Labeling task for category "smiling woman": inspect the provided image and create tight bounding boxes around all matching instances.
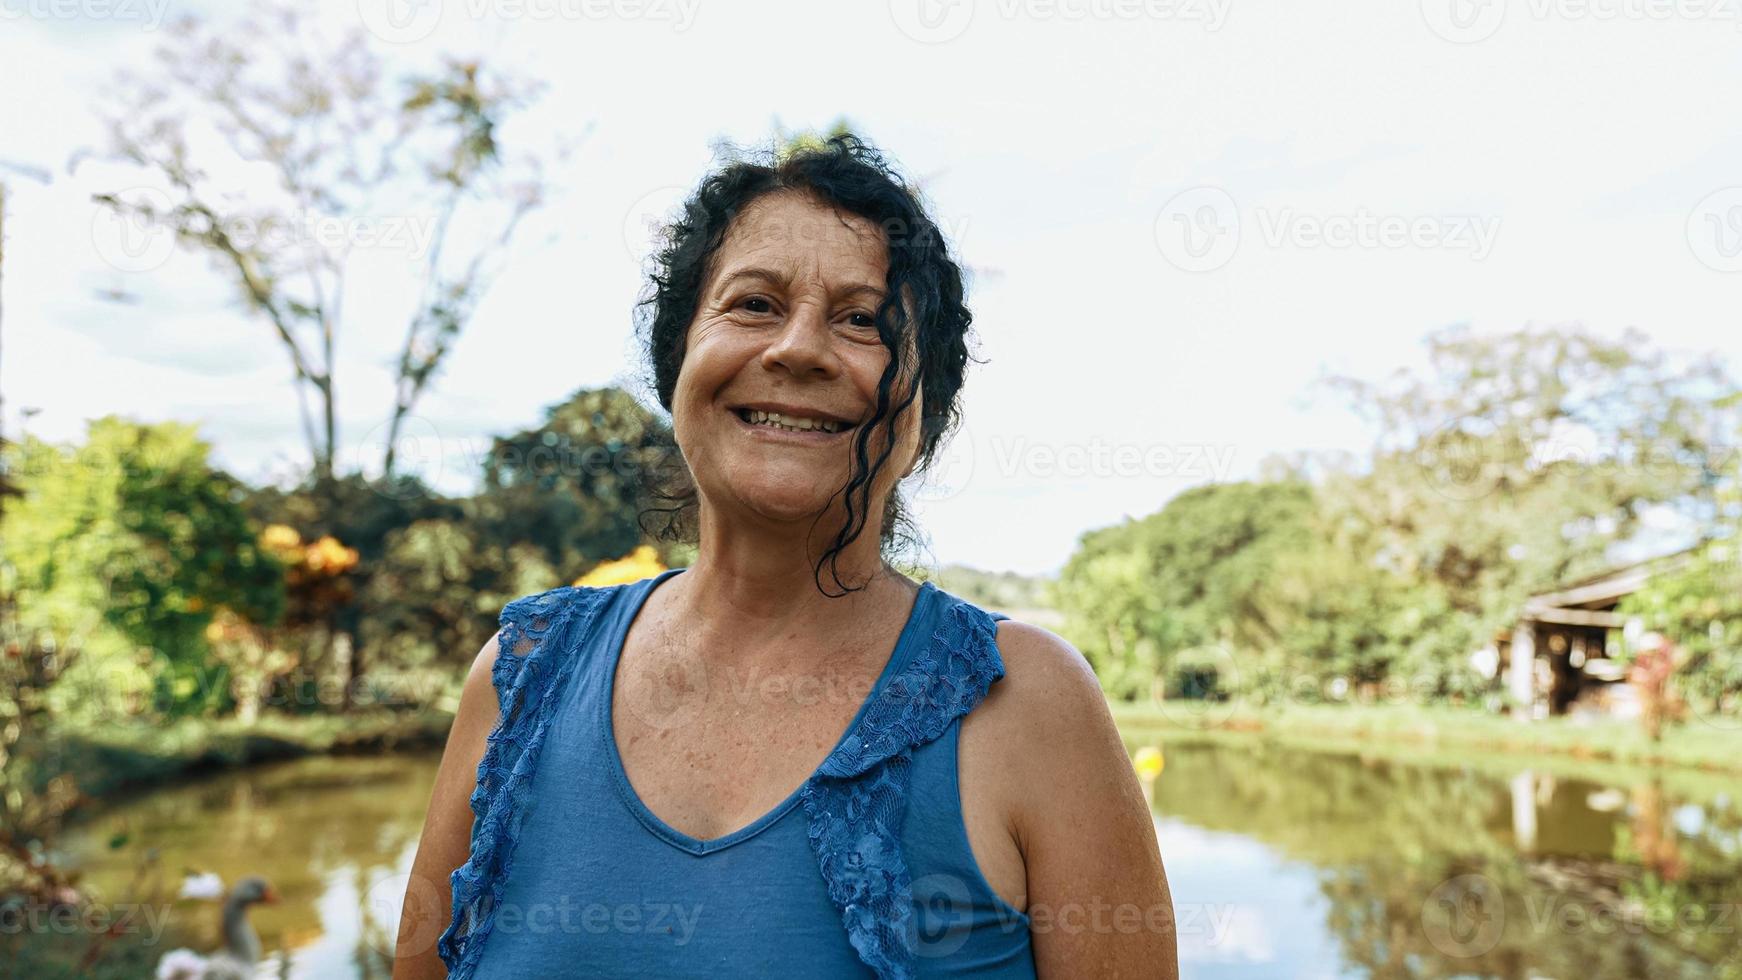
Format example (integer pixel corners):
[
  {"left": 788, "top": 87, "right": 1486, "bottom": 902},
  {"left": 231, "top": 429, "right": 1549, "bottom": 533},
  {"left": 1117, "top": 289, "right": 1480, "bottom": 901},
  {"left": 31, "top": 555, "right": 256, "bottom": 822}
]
[
  {"left": 635, "top": 139, "right": 974, "bottom": 595},
  {"left": 392, "top": 135, "right": 1178, "bottom": 980}
]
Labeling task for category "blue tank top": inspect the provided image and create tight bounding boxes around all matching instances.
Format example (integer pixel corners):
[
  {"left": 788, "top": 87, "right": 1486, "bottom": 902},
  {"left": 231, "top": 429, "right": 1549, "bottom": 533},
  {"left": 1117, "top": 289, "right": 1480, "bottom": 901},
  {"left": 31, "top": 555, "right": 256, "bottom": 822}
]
[{"left": 438, "top": 567, "right": 1037, "bottom": 979}]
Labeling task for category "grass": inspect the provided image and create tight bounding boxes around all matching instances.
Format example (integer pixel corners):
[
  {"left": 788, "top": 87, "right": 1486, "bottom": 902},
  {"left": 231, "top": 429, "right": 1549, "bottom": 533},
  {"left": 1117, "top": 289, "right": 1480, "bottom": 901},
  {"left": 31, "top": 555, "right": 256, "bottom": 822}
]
[
  {"left": 2, "top": 931, "right": 168, "bottom": 980},
  {"left": 1109, "top": 699, "right": 1742, "bottom": 774},
  {"left": 41, "top": 709, "right": 455, "bottom": 812}
]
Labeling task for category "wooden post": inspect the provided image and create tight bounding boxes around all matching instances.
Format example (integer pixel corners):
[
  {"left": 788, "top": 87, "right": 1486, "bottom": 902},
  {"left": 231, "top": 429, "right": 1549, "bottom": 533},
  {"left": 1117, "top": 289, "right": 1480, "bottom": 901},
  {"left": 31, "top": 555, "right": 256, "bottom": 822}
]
[
  {"left": 1511, "top": 618, "right": 1536, "bottom": 721},
  {"left": 1511, "top": 770, "right": 1537, "bottom": 852}
]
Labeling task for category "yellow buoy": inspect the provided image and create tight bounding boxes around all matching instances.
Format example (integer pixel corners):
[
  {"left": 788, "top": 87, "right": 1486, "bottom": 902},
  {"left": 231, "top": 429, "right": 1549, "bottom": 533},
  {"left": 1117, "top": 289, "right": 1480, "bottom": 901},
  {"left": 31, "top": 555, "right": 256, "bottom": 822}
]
[{"left": 1133, "top": 745, "right": 1165, "bottom": 781}]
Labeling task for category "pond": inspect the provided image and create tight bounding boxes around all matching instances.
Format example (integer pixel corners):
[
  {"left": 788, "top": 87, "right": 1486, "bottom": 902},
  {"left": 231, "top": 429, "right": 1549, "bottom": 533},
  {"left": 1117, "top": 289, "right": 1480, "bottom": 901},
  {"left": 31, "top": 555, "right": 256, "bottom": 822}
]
[{"left": 56, "top": 738, "right": 1742, "bottom": 978}]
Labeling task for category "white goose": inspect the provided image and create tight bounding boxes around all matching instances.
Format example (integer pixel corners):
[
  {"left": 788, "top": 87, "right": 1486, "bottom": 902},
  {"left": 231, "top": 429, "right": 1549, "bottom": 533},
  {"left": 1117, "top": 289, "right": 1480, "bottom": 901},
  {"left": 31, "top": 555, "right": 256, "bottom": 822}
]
[{"left": 155, "top": 874, "right": 279, "bottom": 980}]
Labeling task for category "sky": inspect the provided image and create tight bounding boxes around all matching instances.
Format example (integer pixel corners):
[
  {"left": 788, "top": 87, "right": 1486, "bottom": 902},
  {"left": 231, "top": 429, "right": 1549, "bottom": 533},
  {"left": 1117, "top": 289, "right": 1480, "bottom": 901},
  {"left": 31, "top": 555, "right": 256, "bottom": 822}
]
[{"left": 2, "top": 0, "right": 1740, "bottom": 575}]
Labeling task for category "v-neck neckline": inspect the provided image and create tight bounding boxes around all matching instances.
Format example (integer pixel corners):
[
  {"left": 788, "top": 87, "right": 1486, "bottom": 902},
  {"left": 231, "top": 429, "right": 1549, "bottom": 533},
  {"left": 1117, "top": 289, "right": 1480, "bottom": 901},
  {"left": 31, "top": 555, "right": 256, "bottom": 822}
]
[{"left": 598, "top": 567, "right": 939, "bottom": 856}]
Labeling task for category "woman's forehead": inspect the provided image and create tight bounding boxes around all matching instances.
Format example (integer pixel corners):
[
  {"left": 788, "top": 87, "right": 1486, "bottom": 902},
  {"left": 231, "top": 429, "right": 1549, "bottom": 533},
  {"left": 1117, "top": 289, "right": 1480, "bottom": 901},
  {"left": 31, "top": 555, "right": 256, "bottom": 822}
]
[{"left": 711, "top": 192, "right": 889, "bottom": 281}]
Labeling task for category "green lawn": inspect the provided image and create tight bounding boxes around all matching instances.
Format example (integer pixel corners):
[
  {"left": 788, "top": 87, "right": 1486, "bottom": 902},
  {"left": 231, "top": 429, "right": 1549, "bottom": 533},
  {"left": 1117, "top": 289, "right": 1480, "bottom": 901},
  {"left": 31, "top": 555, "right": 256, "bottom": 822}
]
[
  {"left": 42, "top": 709, "right": 454, "bottom": 808},
  {"left": 1110, "top": 700, "right": 1742, "bottom": 774}
]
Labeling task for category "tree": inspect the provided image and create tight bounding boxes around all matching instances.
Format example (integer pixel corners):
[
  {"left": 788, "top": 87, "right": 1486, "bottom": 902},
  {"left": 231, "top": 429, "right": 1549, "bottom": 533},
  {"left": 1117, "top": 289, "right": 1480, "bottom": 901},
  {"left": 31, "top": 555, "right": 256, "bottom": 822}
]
[
  {"left": 234, "top": 386, "right": 674, "bottom": 702},
  {"left": 1, "top": 417, "right": 283, "bottom": 722},
  {"left": 240, "top": 472, "right": 456, "bottom": 711},
  {"left": 477, "top": 386, "right": 678, "bottom": 578},
  {"left": 1054, "top": 480, "right": 1316, "bottom": 700},
  {"left": 1619, "top": 400, "right": 1742, "bottom": 723},
  {"left": 1324, "top": 325, "right": 1736, "bottom": 680},
  {"left": 773, "top": 117, "right": 858, "bottom": 160},
  {"left": 354, "top": 518, "right": 553, "bottom": 696},
  {"left": 1056, "top": 325, "right": 1741, "bottom": 707},
  {"left": 88, "top": 1, "right": 556, "bottom": 503}
]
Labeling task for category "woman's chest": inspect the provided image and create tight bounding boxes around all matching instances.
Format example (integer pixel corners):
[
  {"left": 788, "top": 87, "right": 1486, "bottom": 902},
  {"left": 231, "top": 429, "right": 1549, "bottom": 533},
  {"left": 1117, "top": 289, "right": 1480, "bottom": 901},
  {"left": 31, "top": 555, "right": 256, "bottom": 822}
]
[
  {"left": 604, "top": 609, "right": 1028, "bottom": 916},
  {"left": 610, "top": 627, "right": 892, "bottom": 843},
  {"left": 474, "top": 784, "right": 874, "bottom": 979},
  {"left": 475, "top": 702, "right": 1035, "bottom": 980}
]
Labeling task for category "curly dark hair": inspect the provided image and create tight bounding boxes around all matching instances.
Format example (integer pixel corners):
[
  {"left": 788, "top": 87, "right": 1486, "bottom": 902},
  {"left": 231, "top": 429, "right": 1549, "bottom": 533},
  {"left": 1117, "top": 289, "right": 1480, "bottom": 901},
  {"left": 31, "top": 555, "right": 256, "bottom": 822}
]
[{"left": 633, "top": 133, "right": 979, "bottom": 596}]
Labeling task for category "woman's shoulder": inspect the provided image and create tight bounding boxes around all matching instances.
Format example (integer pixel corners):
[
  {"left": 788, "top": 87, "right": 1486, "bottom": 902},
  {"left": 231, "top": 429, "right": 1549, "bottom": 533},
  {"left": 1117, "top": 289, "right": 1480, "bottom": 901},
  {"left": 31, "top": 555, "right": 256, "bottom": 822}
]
[
  {"left": 981, "top": 617, "right": 1109, "bottom": 732},
  {"left": 961, "top": 613, "right": 1127, "bottom": 809},
  {"left": 919, "top": 580, "right": 1100, "bottom": 708},
  {"left": 493, "top": 581, "right": 630, "bottom": 655},
  {"left": 481, "top": 581, "right": 633, "bottom": 706},
  {"left": 912, "top": 586, "right": 1103, "bottom": 720}
]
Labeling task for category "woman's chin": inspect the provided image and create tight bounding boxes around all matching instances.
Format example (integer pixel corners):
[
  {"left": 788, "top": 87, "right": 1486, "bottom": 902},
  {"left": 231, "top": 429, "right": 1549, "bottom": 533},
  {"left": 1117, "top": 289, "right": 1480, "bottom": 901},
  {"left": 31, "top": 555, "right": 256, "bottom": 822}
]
[{"left": 723, "top": 479, "right": 841, "bottom": 526}]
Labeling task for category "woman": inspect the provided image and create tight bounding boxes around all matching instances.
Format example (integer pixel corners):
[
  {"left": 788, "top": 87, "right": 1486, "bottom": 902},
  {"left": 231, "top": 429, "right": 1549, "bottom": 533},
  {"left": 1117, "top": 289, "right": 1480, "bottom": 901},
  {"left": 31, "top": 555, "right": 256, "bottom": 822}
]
[{"left": 394, "top": 135, "right": 1177, "bottom": 979}]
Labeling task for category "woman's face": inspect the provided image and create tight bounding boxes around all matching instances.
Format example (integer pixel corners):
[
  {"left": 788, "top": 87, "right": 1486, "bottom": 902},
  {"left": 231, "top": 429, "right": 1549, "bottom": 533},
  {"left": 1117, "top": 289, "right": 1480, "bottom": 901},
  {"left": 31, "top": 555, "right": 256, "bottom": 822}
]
[{"left": 670, "top": 190, "right": 922, "bottom": 538}]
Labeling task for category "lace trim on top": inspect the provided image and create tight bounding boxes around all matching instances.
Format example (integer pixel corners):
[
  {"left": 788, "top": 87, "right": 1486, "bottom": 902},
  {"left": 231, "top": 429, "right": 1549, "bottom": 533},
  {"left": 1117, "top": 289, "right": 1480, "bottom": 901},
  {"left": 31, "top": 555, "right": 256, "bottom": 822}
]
[
  {"left": 436, "top": 584, "right": 610, "bottom": 979},
  {"left": 800, "top": 598, "right": 1011, "bottom": 980}
]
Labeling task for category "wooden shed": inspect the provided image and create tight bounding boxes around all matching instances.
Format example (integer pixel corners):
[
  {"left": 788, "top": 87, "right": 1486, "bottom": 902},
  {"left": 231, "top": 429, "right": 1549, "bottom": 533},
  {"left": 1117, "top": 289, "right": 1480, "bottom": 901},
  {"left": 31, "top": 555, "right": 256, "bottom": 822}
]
[{"left": 1500, "top": 548, "right": 1695, "bottom": 719}]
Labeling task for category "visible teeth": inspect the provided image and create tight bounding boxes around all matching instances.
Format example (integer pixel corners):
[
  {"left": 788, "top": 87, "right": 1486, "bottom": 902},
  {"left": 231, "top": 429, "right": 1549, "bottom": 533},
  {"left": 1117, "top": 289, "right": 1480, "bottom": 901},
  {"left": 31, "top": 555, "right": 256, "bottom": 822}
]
[{"left": 744, "top": 409, "right": 842, "bottom": 433}]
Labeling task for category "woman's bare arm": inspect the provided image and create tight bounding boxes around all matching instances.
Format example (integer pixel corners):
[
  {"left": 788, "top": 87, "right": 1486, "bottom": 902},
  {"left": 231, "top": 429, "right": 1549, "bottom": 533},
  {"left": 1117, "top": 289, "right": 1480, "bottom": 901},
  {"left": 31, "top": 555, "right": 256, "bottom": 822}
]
[
  {"left": 391, "top": 633, "right": 503, "bottom": 980},
  {"left": 973, "top": 621, "right": 1180, "bottom": 980}
]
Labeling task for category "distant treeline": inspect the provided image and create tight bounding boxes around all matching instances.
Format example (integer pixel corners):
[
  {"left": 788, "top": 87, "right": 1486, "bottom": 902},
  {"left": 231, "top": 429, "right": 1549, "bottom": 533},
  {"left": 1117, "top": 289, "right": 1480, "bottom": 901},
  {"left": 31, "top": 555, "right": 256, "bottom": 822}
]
[{"left": 1050, "top": 326, "right": 1742, "bottom": 718}]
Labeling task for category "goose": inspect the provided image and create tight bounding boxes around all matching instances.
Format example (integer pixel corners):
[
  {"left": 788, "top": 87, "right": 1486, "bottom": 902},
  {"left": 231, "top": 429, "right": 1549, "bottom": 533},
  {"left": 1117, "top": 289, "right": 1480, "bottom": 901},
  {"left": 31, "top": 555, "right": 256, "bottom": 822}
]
[{"left": 155, "top": 875, "right": 279, "bottom": 980}]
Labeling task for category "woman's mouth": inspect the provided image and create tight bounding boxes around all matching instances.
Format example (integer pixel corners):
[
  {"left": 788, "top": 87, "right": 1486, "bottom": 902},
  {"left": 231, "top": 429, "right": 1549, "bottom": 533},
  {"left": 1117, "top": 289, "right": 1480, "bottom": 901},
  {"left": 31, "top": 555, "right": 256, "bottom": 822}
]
[{"left": 731, "top": 407, "right": 855, "bottom": 438}]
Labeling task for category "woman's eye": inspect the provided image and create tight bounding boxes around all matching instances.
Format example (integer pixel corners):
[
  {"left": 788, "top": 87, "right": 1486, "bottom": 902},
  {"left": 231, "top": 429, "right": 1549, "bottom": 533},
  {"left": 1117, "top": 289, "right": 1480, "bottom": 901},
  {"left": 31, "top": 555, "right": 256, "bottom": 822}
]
[
  {"left": 741, "top": 296, "right": 774, "bottom": 314},
  {"left": 847, "top": 312, "right": 877, "bottom": 329}
]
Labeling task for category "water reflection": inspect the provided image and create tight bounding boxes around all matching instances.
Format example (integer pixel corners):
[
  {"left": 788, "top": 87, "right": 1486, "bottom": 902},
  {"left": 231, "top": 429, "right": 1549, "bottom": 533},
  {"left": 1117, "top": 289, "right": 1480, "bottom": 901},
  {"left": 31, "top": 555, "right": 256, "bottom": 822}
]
[
  {"left": 58, "top": 753, "right": 439, "bottom": 979},
  {"left": 55, "top": 740, "right": 1742, "bottom": 978},
  {"left": 1154, "top": 820, "right": 1359, "bottom": 979},
  {"left": 1147, "top": 739, "right": 1742, "bottom": 979}
]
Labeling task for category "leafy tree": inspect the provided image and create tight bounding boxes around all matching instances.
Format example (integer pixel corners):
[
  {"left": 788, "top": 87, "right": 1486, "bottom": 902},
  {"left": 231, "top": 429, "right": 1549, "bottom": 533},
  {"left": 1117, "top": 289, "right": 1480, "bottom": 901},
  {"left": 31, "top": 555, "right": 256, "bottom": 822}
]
[
  {"left": 915, "top": 564, "right": 1055, "bottom": 613},
  {"left": 235, "top": 386, "right": 675, "bottom": 698},
  {"left": 355, "top": 518, "right": 555, "bottom": 695},
  {"left": 1620, "top": 402, "right": 1742, "bottom": 721},
  {"left": 773, "top": 117, "right": 857, "bottom": 160},
  {"left": 1, "top": 418, "right": 283, "bottom": 720},
  {"left": 241, "top": 474, "right": 457, "bottom": 710},
  {"left": 1325, "top": 324, "right": 1731, "bottom": 640},
  {"left": 1054, "top": 480, "right": 1315, "bottom": 700},
  {"left": 88, "top": 1, "right": 555, "bottom": 498},
  {"left": 1622, "top": 544, "right": 1742, "bottom": 721},
  {"left": 478, "top": 386, "right": 678, "bottom": 578},
  {"left": 576, "top": 545, "right": 668, "bottom": 587},
  {"left": 1058, "top": 326, "right": 1740, "bottom": 707}
]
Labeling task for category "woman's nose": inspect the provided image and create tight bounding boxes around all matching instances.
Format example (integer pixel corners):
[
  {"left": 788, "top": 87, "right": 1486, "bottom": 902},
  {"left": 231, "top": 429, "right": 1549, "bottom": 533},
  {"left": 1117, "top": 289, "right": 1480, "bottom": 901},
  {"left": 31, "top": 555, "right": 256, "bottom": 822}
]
[{"left": 759, "top": 301, "right": 839, "bottom": 378}]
